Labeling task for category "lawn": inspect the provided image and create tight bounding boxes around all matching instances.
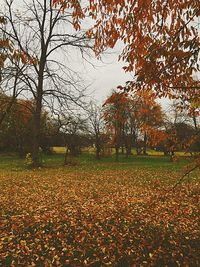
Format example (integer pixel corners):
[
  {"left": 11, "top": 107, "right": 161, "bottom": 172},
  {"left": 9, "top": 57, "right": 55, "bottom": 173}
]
[
  {"left": 0, "top": 151, "right": 199, "bottom": 266},
  {"left": 0, "top": 148, "right": 191, "bottom": 172}
]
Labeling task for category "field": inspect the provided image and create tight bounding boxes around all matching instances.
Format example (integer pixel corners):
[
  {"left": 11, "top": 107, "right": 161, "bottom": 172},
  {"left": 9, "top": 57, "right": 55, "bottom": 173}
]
[{"left": 0, "top": 150, "right": 200, "bottom": 266}]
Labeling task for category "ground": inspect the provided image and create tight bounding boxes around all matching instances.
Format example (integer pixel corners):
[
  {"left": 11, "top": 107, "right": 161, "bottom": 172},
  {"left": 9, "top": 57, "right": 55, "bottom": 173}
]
[{"left": 0, "top": 150, "right": 199, "bottom": 266}]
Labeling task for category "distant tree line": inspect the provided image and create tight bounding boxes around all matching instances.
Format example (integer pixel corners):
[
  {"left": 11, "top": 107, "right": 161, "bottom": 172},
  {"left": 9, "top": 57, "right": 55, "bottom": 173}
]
[{"left": 0, "top": 89, "right": 199, "bottom": 164}]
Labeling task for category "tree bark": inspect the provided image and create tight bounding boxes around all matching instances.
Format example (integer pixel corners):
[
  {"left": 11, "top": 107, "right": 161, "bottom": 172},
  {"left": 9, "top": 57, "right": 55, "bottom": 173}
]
[
  {"left": 31, "top": 60, "right": 44, "bottom": 167},
  {"left": 95, "top": 135, "right": 100, "bottom": 159},
  {"left": 121, "top": 144, "right": 124, "bottom": 155},
  {"left": 31, "top": 98, "right": 42, "bottom": 167},
  {"left": 143, "top": 131, "right": 148, "bottom": 155},
  {"left": 115, "top": 146, "right": 119, "bottom": 161}
]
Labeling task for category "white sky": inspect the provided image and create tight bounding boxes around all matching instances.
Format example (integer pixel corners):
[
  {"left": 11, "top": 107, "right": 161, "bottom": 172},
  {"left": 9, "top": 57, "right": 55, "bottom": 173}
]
[
  {"left": 83, "top": 54, "right": 133, "bottom": 103},
  {"left": 65, "top": 41, "right": 133, "bottom": 104},
  {"left": 71, "top": 47, "right": 171, "bottom": 109}
]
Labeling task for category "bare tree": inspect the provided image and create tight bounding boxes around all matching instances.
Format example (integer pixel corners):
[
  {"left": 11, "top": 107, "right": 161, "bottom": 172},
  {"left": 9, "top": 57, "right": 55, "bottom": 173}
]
[
  {"left": 54, "top": 108, "right": 88, "bottom": 165},
  {"left": 1, "top": 0, "right": 92, "bottom": 166},
  {"left": 0, "top": 16, "right": 27, "bottom": 125},
  {"left": 0, "top": 57, "right": 28, "bottom": 126},
  {"left": 86, "top": 101, "right": 105, "bottom": 160}
]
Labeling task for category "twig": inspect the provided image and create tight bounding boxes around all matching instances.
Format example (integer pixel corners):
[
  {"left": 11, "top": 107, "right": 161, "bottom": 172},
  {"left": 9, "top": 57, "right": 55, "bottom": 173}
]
[{"left": 172, "top": 162, "right": 200, "bottom": 190}]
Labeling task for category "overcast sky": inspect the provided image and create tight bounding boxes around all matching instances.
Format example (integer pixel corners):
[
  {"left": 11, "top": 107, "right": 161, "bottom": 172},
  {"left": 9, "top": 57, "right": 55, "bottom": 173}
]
[
  {"left": 67, "top": 42, "right": 133, "bottom": 104},
  {"left": 70, "top": 46, "right": 172, "bottom": 110}
]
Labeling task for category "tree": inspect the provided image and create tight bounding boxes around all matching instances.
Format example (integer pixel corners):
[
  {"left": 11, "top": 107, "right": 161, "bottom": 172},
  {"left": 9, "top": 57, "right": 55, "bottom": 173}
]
[
  {"left": 0, "top": 95, "right": 55, "bottom": 157},
  {"left": 54, "top": 111, "right": 88, "bottom": 164},
  {"left": 0, "top": 16, "right": 11, "bottom": 80},
  {"left": 103, "top": 91, "right": 129, "bottom": 161},
  {"left": 85, "top": 0, "right": 200, "bottom": 100},
  {"left": 132, "top": 90, "right": 165, "bottom": 155},
  {"left": 86, "top": 102, "right": 105, "bottom": 160},
  {"left": 1, "top": 0, "right": 92, "bottom": 167},
  {"left": 103, "top": 89, "right": 165, "bottom": 158},
  {"left": 161, "top": 102, "right": 200, "bottom": 156},
  {"left": 0, "top": 97, "right": 33, "bottom": 156},
  {"left": 0, "top": 16, "right": 27, "bottom": 126}
]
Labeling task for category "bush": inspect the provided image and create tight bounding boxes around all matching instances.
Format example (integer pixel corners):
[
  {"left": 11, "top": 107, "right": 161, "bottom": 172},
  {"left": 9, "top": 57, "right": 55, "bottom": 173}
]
[{"left": 24, "top": 153, "right": 33, "bottom": 168}]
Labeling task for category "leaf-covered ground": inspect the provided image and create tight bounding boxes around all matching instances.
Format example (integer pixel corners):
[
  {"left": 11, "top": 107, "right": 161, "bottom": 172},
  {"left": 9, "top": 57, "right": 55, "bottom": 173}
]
[{"left": 0, "top": 168, "right": 199, "bottom": 266}]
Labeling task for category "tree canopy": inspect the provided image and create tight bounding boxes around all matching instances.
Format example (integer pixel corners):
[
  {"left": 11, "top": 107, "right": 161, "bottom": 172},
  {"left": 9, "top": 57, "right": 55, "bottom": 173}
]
[{"left": 54, "top": 0, "right": 200, "bottom": 102}]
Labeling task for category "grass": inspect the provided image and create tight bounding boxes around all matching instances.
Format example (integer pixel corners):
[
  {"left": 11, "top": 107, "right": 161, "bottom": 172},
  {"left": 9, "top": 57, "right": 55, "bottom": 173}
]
[
  {"left": 0, "top": 147, "right": 192, "bottom": 173},
  {"left": 76, "top": 152, "right": 190, "bottom": 171}
]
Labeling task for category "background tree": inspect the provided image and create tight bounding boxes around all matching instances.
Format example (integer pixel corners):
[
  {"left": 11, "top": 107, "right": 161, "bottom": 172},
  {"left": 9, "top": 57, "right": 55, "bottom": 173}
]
[
  {"left": 161, "top": 102, "right": 200, "bottom": 156},
  {"left": 103, "top": 91, "right": 129, "bottom": 161},
  {"left": 0, "top": 97, "right": 56, "bottom": 157},
  {"left": 0, "top": 98, "right": 33, "bottom": 156},
  {"left": 0, "top": 16, "right": 27, "bottom": 126},
  {"left": 103, "top": 89, "right": 165, "bottom": 158},
  {"left": 86, "top": 101, "right": 105, "bottom": 160},
  {"left": 132, "top": 90, "right": 165, "bottom": 155},
  {"left": 55, "top": 111, "right": 89, "bottom": 165},
  {"left": 1, "top": 0, "right": 92, "bottom": 166}
]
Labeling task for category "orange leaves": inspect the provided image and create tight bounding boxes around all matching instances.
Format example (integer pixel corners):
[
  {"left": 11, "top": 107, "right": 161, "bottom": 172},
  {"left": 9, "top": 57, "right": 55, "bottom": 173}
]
[
  {"left": 0, "top": 39, "right": 10, "bottom": 49},
  {"left": 146, "top": 128, "right": 167, "bottom": 146},
  {"left": 52, "top": 0, "right": 57, "bottom": 5},
  {"left": 20, "top": 52, "right": 27, "bottom": 64},
  {"left": 0, "top": 38, "right": 12, "bottom": 67},
  {"left": 53, "top": 0, "right": 199, "bottom": 99},
  {"left": 0, "top": 168, "right": 199, "bottom": 266},
  {"left": 83, "top": 0, "right": 200, "bottom": 100},
  {"left": 0, "top": 96, "right": 33, "bottom": 130},
  {"left": 52, "top": 0, "right": 85, "bottom": 31},
  {"left": 104, "top": 91, "right": 128, "bottom": 106},
  {"left": 103, "top": 88, "right": 165, "bottom": 150},
  {"left": 103, "top": 91, "right": 129, "bottom": 133},
  {"left": 12, "top": 50, "right": 38, "bottom": 65},
  {"left": 16, "top": 99, "right": 33, "bottom": 124}
]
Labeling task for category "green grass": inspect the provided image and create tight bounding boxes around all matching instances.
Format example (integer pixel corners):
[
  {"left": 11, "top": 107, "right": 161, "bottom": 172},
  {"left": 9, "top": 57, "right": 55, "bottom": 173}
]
[
  {"left": 49, "top": 147, "right": 192, "bottom": 172},
  {"left": 77, "top": 152, "right": 190, "bottom": 171},
  {"left": 0, "top": 155, "right": 25, "bottom": 171},
  {"left": 0, "top": 147, "right": 193, "bottom": 173}
]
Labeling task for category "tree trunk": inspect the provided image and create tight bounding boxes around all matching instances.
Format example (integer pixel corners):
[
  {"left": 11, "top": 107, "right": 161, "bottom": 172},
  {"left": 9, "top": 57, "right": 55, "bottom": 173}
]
[
  {"left": 31, "top": 105, "right": 42, "bottom": 167},
  {"left": 115, "top": 146, "right": 119, "bottom": 161},
  {"left": 121, "top": 144, "right": 124, "bottom": 155},
  {"left": 192, "top": 111, "right": 198, "bottom": 131},
  {"left": 31, "top": 76, "right": 43, "bottom": 167},
  {"left": 31, "top": 49, "right": 45, "bottom": 167},
  {"left": 95, "top": 140, "right": 101, "bottom": 160},
  {"left": 125, "top": 135, "right": 132, "bottom": 158},
  {"left": 64, "top": 146, "right": 69, "bottom": 165},
  {"left": 126, "top": 146, "right": 131, "bottom": 158},
  {"left": 143, "top": 132, "right": 148, "bottom": 155},
  {"left": 96, "top": 147, "right": 101, "bottom": 160}
]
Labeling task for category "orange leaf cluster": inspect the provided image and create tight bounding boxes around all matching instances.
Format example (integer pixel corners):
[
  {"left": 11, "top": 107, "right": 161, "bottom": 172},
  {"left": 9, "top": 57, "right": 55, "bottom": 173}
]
[{"left": 56, "top": 0, "right": 200, "bottom": 100}]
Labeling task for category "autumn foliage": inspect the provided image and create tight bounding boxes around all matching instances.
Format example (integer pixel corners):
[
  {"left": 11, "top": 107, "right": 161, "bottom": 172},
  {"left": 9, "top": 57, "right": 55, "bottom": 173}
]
[
  {"left": 87, "top": 0, "right": 199, "bottom": 100},
  {"left": 103, "top": 90, "right": 166, "bottom": 157},
  {"left": 53, "top": 0, "right": 200, "bottom": 104},
  {"left": 0, "top": 168, "right": 199, "bottom": 266}
]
